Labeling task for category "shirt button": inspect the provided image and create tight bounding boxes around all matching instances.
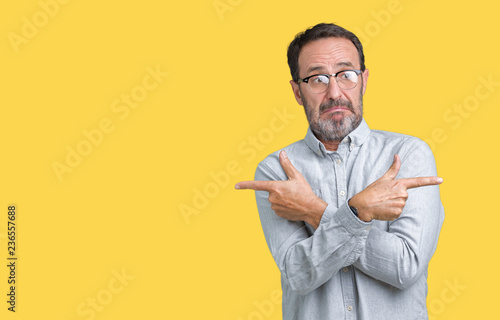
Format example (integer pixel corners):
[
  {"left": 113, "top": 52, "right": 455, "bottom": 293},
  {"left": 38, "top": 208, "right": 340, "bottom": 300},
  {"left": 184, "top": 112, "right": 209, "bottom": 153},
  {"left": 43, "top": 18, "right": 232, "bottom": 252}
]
[
  {"left": 347, "top": 305, "right": 353, "bottom": 311},
  {"left": 336, "top": 159, "right": 342, "bottom": 165},
  {"left": 343, "top": 267, "right": 349, "bottom": 272},
  {"left": 349, "top": 144, "right": 354, "bottom": 151},
  {"left": 339, "top": 191, "right": 346, "bottom": 197}
]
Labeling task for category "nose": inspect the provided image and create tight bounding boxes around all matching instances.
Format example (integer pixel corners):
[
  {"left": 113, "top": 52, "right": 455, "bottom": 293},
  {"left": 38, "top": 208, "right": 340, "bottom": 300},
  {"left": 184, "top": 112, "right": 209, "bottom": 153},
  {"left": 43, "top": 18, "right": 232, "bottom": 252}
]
[{"left": 325, "top": 77, "right": 343, "bottom": 100}]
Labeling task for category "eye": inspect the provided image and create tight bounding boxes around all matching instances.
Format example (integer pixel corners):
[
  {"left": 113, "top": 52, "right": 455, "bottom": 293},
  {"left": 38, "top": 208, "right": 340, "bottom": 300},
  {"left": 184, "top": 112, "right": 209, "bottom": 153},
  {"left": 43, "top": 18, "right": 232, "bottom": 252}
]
[
  {"left": 311, "top": 75, "right": 329, "bottom": 84},
  {"left": 339, "top": 71, "right": 356, "bottom": 81}
]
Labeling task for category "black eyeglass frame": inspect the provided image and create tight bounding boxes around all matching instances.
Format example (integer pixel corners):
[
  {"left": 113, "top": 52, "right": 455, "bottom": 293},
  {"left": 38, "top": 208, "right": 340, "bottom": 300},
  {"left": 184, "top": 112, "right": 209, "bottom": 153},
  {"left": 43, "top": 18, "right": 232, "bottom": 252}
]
[{"left": 296, "top": 69, "right": 363, "bottom": 91}]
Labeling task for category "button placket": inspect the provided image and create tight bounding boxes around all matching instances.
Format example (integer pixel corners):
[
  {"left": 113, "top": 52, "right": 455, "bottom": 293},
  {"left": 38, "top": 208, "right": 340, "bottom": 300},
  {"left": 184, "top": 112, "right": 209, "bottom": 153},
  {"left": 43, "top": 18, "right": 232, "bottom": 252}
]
[
  {"left": 334, "top": 147, "right": 355, "bottom": 320},
  {"left": 334, "top": 154, "right": 347, "bottom": 205}
]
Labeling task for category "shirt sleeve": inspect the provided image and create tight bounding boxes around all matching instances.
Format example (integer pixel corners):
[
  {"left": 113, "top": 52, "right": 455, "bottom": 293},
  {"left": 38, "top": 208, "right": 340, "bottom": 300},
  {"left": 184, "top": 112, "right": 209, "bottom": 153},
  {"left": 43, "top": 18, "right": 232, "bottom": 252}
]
[
  {"left": 352, "top": 140, "right": 445, "bottom": 290},
  {"left": 255, "top": 160, "right": 372, "bottom": 295}
]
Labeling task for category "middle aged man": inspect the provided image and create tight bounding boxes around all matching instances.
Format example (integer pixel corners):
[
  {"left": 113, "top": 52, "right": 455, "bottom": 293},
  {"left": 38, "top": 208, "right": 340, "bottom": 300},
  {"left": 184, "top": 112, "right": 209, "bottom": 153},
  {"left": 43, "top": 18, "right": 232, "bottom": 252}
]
[{"left": 235, "top": 23, "right": 444, "bottom": 320}]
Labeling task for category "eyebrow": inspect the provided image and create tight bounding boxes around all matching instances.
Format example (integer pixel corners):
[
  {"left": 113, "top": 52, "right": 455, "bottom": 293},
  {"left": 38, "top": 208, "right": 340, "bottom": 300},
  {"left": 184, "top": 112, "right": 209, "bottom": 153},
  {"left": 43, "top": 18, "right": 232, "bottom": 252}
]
[{"left": 306, "top": 61, "right": 355, "bottom": 75}]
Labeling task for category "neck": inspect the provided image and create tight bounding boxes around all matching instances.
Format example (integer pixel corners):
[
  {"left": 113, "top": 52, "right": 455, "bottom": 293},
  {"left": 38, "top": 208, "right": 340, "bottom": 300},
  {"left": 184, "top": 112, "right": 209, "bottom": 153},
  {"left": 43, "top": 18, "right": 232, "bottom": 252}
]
[{"left": 321, "top": 140, "right": 340, "bottom": 151}]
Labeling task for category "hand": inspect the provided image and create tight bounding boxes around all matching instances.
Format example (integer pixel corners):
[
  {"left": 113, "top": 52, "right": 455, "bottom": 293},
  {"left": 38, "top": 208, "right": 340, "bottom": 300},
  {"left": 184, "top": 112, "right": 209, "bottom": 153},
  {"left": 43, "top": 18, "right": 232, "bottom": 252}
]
[
  {"left": 235, "top": 150, "right": 327, "bottom": 229},
  {"left": 349, "top": 154, "right": 443, "bottom": 222}
]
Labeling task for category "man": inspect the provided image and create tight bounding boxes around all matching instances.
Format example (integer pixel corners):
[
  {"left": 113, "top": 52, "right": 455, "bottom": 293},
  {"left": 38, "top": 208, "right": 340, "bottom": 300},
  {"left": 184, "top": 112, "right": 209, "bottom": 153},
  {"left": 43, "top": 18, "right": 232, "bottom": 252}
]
[{"left": 235, "top": 23, "right": 444, "bottom": 320}]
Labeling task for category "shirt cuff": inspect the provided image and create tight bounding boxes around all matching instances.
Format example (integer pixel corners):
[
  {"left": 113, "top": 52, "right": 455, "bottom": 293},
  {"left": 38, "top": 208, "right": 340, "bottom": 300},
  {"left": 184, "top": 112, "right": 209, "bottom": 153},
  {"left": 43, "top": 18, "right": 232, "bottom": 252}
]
[{"left": 320, "top": 202, "right": 372, "bottom": 236}]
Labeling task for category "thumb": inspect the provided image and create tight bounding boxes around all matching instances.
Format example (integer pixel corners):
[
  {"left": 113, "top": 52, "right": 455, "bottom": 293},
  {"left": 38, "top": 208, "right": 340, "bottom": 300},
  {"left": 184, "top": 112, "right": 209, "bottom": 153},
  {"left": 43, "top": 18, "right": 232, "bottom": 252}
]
[
  {"left": 279, "top": 150, "right": 300, "bottom": 180},
  {"left": 382, "top": 154, "right": 401, "bottom": 180}
]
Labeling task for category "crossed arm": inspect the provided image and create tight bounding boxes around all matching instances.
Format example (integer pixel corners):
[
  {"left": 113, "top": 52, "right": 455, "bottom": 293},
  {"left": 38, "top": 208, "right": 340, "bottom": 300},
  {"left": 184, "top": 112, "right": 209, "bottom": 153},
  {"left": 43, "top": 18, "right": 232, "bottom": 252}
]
[
  {"left": 235, "top": 150, "right": 444, "bottom": 293},
  {"left": 235, "top": 150, "right": 442, "bottom": 227}
]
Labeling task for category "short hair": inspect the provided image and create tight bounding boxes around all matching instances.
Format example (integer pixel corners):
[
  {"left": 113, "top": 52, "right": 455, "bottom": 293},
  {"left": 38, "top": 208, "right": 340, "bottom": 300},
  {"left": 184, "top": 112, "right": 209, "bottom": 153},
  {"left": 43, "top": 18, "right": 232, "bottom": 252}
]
[{"left": 287, "top": 23, "right": 366, "bottom": 82}]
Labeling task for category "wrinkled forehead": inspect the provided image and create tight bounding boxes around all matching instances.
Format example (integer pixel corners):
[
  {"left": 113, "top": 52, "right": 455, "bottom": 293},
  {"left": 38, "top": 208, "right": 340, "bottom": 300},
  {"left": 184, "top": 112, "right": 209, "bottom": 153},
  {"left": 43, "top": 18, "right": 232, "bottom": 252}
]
[{"left": 298, "top": 37, "right": 360, "bottom": 76}]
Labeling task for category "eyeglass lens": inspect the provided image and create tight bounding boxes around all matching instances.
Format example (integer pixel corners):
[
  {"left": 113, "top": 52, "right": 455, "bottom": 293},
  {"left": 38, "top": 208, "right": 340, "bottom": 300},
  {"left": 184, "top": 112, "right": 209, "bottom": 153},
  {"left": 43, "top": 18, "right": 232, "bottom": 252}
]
[{"left": 308, "top": 71, "right": 359, "bottom": 93}]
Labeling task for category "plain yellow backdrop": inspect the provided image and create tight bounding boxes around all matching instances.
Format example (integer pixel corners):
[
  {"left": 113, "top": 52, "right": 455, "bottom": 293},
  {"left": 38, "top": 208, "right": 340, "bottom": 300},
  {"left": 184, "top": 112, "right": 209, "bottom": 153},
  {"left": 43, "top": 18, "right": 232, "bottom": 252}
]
[{"left": 1, "top": 0, "right": 498, "bottom": 319}]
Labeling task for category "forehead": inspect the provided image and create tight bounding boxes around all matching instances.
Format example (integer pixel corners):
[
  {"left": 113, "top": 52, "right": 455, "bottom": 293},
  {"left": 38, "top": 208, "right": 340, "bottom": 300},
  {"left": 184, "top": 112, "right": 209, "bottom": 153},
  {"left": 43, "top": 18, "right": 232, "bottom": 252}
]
[{"left": 298, "top": 37, "right": 360, "bottom": 75}]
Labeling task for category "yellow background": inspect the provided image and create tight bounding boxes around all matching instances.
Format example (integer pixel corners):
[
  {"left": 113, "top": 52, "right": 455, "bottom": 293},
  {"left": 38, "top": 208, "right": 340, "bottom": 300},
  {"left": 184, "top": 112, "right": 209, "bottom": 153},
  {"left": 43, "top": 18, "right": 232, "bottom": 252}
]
[{"left": 0, "top": 0, "right": 498, "bottom": 319}]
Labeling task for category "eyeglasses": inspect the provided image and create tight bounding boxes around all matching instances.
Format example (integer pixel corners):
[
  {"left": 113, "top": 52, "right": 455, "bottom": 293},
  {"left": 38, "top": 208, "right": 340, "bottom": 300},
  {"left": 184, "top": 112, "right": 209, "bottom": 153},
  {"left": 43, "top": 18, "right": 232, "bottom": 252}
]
[{"left": 297, "top": 69, "right": 362, "bottom": 93}]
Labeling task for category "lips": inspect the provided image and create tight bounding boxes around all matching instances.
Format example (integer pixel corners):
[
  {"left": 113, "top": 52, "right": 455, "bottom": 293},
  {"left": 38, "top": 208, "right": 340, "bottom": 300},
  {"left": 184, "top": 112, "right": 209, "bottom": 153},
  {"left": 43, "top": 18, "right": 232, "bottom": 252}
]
[
  {"left": 323, "top": 107, "right": 350, "bottom": 114},
  {"left": 319, "top": 99, "right": 353, "bottom": 115}
]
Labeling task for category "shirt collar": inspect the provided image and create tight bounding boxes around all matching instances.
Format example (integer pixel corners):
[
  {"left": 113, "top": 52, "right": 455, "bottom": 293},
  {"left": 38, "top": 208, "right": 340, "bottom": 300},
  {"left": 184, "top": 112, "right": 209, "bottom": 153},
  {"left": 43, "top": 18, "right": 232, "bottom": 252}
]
[{"left": 304, "top": 118, "right": 371, "bottom": 157}]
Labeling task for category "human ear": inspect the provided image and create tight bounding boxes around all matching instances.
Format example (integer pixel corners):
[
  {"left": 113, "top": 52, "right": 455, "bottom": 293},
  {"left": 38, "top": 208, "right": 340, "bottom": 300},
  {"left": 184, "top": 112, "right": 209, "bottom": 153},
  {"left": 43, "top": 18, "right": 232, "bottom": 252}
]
[
  {"left": 290, "top": 80, "right": 303, "bottom": 105},
  {"left": 361, "top": 69, "right": 369, "bottom": 95}
]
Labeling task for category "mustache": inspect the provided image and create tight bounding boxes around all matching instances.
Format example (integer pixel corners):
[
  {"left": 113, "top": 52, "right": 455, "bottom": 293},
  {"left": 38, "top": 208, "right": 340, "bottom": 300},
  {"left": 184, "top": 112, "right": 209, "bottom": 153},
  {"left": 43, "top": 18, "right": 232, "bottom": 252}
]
[{"left": 319, "top": 99, "right": 353, "bottom": 113}]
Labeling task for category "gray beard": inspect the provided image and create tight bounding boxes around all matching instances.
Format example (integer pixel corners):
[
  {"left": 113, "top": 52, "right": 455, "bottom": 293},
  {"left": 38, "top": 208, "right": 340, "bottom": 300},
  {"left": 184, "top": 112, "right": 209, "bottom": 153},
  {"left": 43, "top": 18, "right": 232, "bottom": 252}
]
[{"left": 303, "top": 92, "right": 363, "bottom": 142}]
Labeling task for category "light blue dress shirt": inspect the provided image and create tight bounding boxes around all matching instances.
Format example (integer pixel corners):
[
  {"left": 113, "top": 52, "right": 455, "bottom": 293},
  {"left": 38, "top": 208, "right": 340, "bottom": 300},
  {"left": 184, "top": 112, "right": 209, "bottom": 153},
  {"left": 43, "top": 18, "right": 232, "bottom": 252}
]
[{"left": 254, "top": 119, "right": 444, "bottom": 320}]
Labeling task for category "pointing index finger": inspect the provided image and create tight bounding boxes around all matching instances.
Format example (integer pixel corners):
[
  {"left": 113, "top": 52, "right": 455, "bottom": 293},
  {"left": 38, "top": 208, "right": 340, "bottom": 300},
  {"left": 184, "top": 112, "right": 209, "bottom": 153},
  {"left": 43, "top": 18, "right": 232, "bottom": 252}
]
[
  {"left": 399, "top": 176, "right": 444, "bottom": 189},
  {"left": 235, "top": 180, "right": 277, "bottom": 191}
]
